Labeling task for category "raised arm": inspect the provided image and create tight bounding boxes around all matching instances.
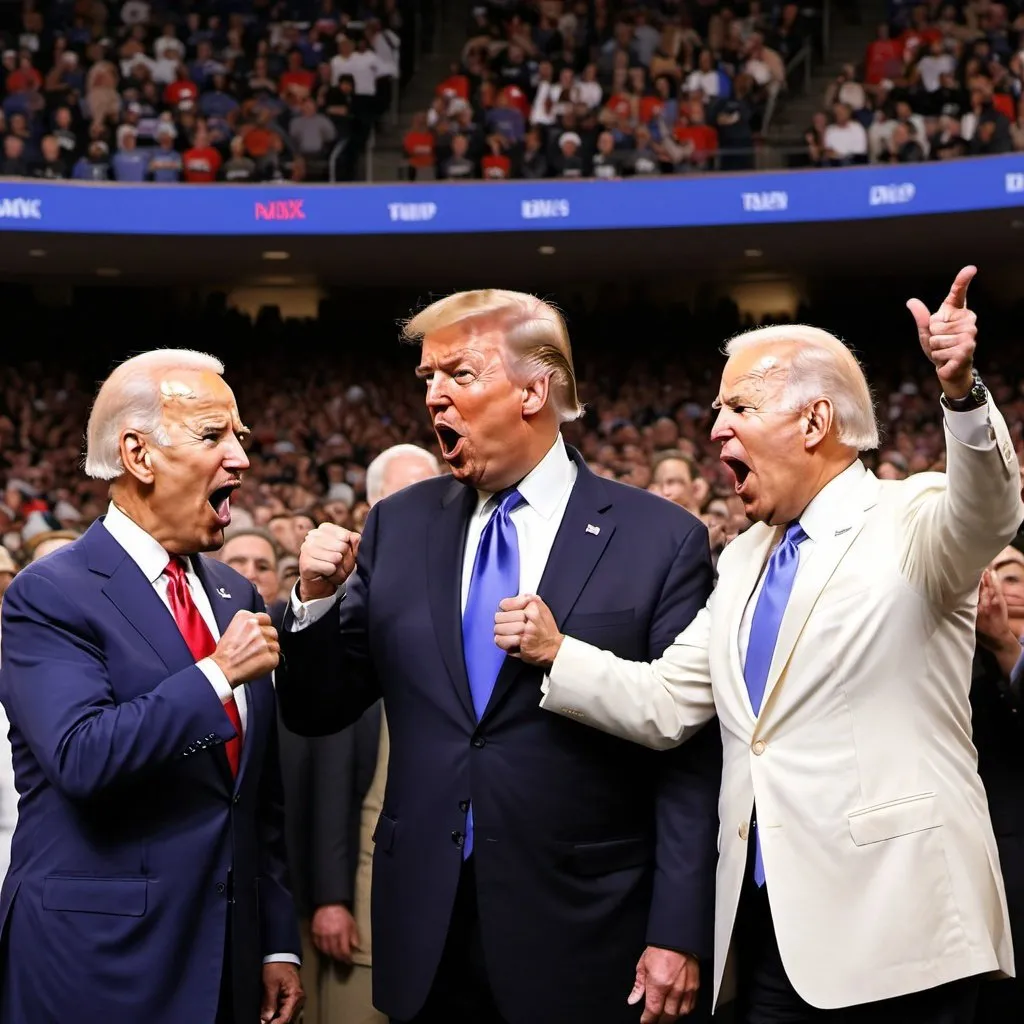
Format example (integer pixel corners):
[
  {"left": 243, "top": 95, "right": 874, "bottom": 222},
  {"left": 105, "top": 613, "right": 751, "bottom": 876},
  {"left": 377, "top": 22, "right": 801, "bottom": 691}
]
[{"left": 901, "top": 267, "right": 1023, "bottom": 600}]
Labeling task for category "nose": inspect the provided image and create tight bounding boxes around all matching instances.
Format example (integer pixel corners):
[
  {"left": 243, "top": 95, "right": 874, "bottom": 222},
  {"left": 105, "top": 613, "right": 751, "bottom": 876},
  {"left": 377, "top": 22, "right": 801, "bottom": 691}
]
[
  {"left": 225, "top": 435, "right": 250, "bottom": 472},
  {"left": 710, "top": 407, "right": 734, "bottom": 442},
  {"left": 424, "top": 376, "right": 452, "bottom": 412}
]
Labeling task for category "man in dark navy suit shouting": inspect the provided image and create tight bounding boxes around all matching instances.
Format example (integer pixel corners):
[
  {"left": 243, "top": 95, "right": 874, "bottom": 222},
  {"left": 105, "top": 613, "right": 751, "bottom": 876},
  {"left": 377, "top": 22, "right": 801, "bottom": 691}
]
[{"left": 278, "top": 290, "right": 722, "bottom": 1024}]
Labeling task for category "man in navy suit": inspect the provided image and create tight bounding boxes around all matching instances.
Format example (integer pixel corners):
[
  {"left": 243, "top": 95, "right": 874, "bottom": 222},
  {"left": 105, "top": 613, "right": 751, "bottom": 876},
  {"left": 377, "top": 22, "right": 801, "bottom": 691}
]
[
  {"left": 0, "top": 350, "right": 303, "bottom": 1024},
  {"left": 276, "top": 290, "right": 722, "bottom": 1024}
]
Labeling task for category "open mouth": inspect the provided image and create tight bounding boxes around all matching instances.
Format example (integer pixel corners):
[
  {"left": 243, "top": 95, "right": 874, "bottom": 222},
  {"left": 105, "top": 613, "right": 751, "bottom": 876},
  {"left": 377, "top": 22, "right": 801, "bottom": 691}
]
[
  {"left": 435, "top": 423, "right": 466, "bottom": 462},
  {"left": 208, "top": 483, "right": 238, "bottom": 526},
  {"left": 722, "top": 457, "right": 752, "bottom": 493}
]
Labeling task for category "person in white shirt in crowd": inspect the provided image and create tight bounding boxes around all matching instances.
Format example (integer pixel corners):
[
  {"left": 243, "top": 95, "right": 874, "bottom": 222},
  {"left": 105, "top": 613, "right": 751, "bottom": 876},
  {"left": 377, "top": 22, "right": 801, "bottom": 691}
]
[{"left": 822, "top": 102, "right": 868, "bottom": 164}]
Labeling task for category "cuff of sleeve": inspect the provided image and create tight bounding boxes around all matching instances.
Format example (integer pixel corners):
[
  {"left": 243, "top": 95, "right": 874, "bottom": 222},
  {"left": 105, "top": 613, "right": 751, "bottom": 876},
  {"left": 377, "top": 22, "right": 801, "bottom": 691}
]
[
  {"left": 288, "top": 583, "right": 344, "bottom": 632},
  {"left": 197, "top": 657, "right": 233, "bottom": 705},
  {"left": 1009, "top": 643, "right": 1024, "bottom": 688},
  {"left": 263, "top": 954, "right": 302, "bottom": 966},
  {"left": 538, "top": 637, "right": 592, "bottom": 715},
  {"left": 942, "top": 403, "right": 994, "bottom": 450}
]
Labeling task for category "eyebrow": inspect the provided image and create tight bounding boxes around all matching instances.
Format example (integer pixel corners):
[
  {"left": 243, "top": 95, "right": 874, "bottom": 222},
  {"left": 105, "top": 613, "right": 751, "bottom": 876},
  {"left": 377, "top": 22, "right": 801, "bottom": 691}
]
[
  {"left": 415, "top": 349, "right": 476, "bottom": 377},
  {"left": 994, "top": 558, "right": 1024, "bottom": 573}
]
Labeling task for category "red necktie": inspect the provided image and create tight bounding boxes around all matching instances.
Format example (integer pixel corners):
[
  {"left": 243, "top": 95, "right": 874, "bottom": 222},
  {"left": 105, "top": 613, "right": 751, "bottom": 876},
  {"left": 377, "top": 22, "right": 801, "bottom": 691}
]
[{"left": 164, "top": 557, "right": 242, "bottom": 777}]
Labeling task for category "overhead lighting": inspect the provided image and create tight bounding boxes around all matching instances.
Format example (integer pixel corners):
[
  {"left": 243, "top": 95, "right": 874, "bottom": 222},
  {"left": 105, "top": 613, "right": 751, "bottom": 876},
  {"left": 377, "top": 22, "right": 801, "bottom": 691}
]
[
  {"left": 28, "top": 248, "right": 46, "bottom": 258},
  {"left": 95, "top": 267, "right": 121, "bottom": 277},
  {"left": 262, "top": 250, "right": 291, "bottom": 261},
  {"left": 538, "top": 245, "right": 556, "bottom": 256},
  {"left": 744, "top": 248, "right": 763, "bottom": 258}
]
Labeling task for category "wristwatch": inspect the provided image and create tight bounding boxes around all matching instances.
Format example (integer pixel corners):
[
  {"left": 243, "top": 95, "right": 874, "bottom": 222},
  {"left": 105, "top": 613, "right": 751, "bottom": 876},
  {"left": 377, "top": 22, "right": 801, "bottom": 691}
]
[{"left": 940, "top": 369, "right": 988, "bottom": 412}]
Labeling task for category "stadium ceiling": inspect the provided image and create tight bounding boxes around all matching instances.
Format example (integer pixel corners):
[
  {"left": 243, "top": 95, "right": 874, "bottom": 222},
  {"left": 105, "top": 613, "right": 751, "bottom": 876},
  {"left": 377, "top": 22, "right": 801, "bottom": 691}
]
[{"left": 2, "top": 209, "right": 1022, "bottom": 289}]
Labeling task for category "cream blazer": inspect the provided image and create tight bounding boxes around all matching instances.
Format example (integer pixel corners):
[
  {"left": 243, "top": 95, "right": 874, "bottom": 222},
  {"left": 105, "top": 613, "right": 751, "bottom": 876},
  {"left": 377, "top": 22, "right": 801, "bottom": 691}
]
[{"left": 542, "top": 401, "right": 1022, "bottom": 1010}]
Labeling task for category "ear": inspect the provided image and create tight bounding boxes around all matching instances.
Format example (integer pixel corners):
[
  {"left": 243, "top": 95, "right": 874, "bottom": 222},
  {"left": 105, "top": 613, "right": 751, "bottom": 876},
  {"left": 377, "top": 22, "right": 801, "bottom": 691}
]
[
  {"left": 692, "top": 475, "right": 710, "bottom": 508},
  {"left": 120, "top": 430, "right": 155, "bottom": 485},
  {"left": 802, "top": 398, "right": 834, "bottom": 451},
  {"left": 521, "top": 374, "right": 551, "bottom": 419}
]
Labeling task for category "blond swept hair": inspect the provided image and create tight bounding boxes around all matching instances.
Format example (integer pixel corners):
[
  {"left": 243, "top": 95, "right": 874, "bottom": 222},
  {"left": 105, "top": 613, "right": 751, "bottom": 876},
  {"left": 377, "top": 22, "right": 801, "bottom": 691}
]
[
  {"left": 84, "top": 349, "right": 225, "bottom": 480},
  {"left": 725, "top": 324, "right": 879, "bottom": 451},
  {"left": 402, "top": 289, "right": 583, "bottom": 423}
]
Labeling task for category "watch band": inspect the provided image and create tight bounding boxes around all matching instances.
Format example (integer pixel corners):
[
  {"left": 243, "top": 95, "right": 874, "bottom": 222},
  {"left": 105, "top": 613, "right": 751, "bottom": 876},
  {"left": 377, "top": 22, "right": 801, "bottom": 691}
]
[{"left": 941, "top": 370, "right": 987, "bottom": 412}]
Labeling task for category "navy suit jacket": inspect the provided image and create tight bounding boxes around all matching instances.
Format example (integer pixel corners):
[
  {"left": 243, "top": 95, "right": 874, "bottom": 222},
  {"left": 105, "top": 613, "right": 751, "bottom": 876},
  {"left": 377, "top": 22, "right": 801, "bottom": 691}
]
[
  {"left": 0, "top": 521, "right": 299, "bottom": 1024},
  {"left": 278, "top": 448, "right": 722, "bottom": 1024}
]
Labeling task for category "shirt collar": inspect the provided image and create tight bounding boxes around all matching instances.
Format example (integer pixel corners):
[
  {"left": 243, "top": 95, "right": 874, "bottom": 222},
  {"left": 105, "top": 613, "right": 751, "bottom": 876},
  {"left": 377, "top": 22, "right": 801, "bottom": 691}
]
[
  {"left": 102, "top": 500, "right": 180, "bottom": 584},
  {"left": 797, "top": 459, "right": 867, "bottom": 543},
  {"left": 474, "top": 434, "right": 574, "bottom": 520}
]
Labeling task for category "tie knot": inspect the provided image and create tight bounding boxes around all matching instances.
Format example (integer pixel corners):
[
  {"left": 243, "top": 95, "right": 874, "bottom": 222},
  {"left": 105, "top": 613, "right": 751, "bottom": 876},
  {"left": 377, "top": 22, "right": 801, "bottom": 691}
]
[
  {"left": 164, "top": 556, "right": 188, "bottom": 582},
  {"left": 784, "top": 522, "right": 808, "bottom": 547},
  {"left": 495, "top": 488, "right": 525, "bottom": 518}
]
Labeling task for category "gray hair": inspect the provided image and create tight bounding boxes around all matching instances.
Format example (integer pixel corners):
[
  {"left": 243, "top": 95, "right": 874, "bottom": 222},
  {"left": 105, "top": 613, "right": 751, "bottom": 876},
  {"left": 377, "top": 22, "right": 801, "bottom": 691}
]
[
  {"left": 724, "top": 324, "right": 879, "bottom": 451},
  {"left": 366, "top": 444, "right": 440, "bottom": 505},
  {"left": 84, "top": 349, "right": 225, "bottom": 480}
]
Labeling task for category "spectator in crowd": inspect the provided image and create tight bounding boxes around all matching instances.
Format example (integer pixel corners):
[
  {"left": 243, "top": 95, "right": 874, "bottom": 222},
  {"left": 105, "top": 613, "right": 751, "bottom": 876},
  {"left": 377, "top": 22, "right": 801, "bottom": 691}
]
[
  {"left": 972, "top": 541, "right": 1024, "bottom": 1020},
  {"left": 0, "top": 546, "right": 17, "bottom": 885}
]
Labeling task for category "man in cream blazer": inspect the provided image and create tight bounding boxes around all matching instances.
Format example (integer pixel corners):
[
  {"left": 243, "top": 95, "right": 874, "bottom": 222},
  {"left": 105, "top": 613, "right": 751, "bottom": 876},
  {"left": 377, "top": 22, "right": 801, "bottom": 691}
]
[{"left": 497, "top": 267, "right": 1022, "bottom": 1023}]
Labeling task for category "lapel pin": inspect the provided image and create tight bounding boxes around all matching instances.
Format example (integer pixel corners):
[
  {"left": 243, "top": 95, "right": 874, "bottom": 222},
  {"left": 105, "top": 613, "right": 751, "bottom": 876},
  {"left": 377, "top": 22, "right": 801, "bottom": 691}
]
[
  {"left": 585, "top": 524, "right": 601, "bottom": 536},
  {"left": 217, "top": 587, "right": 232, "bottom": 599}
]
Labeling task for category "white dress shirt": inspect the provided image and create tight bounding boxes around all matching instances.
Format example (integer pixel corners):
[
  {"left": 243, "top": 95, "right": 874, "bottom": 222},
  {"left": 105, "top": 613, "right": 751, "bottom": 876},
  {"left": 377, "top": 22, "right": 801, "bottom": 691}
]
[
  {"left": 0, "top": 634, "right": 16, "bottom": 883},
  {"left": 102, "top": 502, "right": 244, "bottom": 729},
  {"left": 291, "top": 434, "right": 578, "bottom": 630},
  {"left": 102, "top": 502, "right": 298, "bottom": 966},
  {"left": 738, "top": 404, "right": 994, "bottom": 665}
]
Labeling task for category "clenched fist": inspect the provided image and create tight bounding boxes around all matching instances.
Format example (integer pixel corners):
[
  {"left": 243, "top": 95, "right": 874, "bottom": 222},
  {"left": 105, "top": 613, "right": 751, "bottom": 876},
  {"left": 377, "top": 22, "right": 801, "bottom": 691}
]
[
  {"left": 494, "top": 594, "right": 564, "bottom": 670},
  {"left": 906, "top": 265, "right": 978, "bottom": 400},
  {"left": 210, "top": 610, "right": 279, "bottom": 687},
  {"left": 298, "top": 523, "right": 361, "bottom": 602}
]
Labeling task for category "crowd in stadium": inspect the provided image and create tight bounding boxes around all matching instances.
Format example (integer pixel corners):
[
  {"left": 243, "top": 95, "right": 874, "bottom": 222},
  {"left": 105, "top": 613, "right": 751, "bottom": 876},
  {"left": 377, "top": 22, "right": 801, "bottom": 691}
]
[
  {"left": 3, "top": 292, "right": 1022, "bottom": 574},
  {"left": 0, "top": 0, "right": 404, "bottom": 183},
  {"left": 1, "top": 1, "right": 1021, "bottom": 185}
]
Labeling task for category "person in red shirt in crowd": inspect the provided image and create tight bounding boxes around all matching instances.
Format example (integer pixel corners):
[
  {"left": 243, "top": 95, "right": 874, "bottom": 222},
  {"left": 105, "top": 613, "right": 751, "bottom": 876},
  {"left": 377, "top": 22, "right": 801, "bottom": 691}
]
[
  {"left": 164, "top": 66, "right": 199, "bottom": 109},
  {"left": 604, "top": 69, "right": 635, "bottom": 123},
  {"left": 863, "top": 23, "right": 903, "bottom": 86},
  {"left": 403, "top": 112, "right": 435, "bottom": 180},
  {"left": 900, "top": 4, "right": 943, "bottom": 59},
  {"left": 279, "top": 50, "right": 316, "bottom": 100},
  {"left": 480, "top": 135, "right": 511, "bottom": 179},
  {"left": 435, "top": 62, "right": 469, "bottom": 103},
  {"left": 498, "top": 83, "right": 529, "bottom": 121},
  {"left": 674, "top": 99, "right": 718, "bottom": 169},
  {"left": 183, "top": 126, "right": 223, "bottom": 183},
  {"left": 4, "top": 54, "right": 42, "bottom": 93}
]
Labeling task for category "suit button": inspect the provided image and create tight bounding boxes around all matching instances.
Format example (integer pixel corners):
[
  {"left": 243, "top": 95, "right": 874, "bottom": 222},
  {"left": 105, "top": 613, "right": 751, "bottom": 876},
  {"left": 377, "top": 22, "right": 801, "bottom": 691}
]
[
  {"left": 471, "top": 736, "right": 486, "bottom": 749},
  {"left": 215, "top": 882, "right": 226, "bottom": 894},
  {"left": 233, "top": 795, "right": 241, "bottom": 805},
  {"left": 451, "top": 831, "right": 464, "bottom": 848},
  {"left": 738, "top": 822, "right": 749, "bottom": 840},
  {"left": 752, "top": 740, "right": 766, "bottom": 756},
  {"left": 458, "top": 800, "right": 469, "bottom": 813}
]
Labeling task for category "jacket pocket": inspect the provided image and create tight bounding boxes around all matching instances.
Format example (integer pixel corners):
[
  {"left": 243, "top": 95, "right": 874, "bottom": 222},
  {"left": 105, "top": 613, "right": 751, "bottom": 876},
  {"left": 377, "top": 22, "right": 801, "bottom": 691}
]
[
  {"left": 568, "top": 836, "right": 651, "bottom": 876},
  {"left": 372, "top": 813, "right": 397, "bottom": 854},
  {"left": 42, "top": 876, "right": 147, "bottom": 917},
  {"left": 847, "top": 792, "right": 942, "bottom": 847}
]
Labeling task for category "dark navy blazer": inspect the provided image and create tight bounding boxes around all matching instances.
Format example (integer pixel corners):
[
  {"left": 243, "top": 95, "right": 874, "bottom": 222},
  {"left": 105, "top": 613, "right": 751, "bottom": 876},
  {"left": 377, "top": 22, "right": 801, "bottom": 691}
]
[
  {"left": 0, "top": 520, "right": 299, "bottom": 1024},
  {"left": 278, "top": 448, "right": 722, "bottom": 1024}
]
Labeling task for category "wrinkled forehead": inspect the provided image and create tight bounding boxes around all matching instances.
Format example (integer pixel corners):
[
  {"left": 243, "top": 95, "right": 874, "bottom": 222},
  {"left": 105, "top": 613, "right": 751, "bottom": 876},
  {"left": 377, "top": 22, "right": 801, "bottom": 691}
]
[
  {"left": 158, "top": 369, "right": 243, "bottom": 427},
  {"left": 719, "top": 344, "right": 793, "bottom": 398},
  {"left": 418, "top": 321, "right": 507, "bottom": 366}
]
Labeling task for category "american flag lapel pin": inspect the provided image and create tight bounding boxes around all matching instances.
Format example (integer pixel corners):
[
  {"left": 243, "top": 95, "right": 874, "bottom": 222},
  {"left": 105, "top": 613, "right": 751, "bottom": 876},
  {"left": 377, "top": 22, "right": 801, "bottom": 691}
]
[
  {"left": 217, "top": 586, "right": 232, "bottom": 599},
  {"left": 585, "top": 524, "right": 601, "bottom": 536}
]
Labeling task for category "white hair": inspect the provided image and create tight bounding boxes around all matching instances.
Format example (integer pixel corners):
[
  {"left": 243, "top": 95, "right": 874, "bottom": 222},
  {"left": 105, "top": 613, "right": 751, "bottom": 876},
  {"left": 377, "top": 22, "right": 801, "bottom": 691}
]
[
  {"left": 366, "top": 444, "right": 440, "bottom": 505},
  {"left": 724, "top": 324, "right": 880, "bottom": 451},
  {"left": 84, "top": 349, "right": 225, "bottom": 481}
]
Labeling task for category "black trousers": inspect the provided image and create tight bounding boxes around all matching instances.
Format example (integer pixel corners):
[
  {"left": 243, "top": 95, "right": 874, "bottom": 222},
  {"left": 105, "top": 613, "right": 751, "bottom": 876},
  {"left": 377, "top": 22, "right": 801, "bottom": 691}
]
[
  {"left": 393, "top": 857, "right": 507, "bottom": 1024},
  {"left": 733, "top": 827, "right": 979, "bottom": 1024}
]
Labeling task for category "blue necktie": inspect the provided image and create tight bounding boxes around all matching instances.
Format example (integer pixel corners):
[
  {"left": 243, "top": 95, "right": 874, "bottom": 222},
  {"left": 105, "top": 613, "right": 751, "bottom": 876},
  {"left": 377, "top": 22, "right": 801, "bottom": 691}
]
[
  {"left": 461, "top": 487, "right": 524, "bottom": 857},
  {"left": 743, "top": 521, "right": 808, "bottom": 886}
]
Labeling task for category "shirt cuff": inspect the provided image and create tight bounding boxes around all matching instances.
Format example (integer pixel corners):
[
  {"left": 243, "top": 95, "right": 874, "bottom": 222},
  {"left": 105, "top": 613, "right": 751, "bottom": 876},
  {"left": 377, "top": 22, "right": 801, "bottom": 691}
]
[
  {"left": 197, "top": 657, "right": 233, "bottom": 705},
  {"left": 263, "top": 953, "right": 302, "bottom": 966},
  {"left": 288, "top": 582, "right": 344, "bottom": 632},
  {"left": 941, "top": 403, "right": 993, "bottom": 450}
]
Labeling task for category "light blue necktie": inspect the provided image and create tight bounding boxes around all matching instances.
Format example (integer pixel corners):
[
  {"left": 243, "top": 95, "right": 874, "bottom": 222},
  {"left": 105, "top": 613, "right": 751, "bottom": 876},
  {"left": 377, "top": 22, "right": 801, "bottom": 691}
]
[
  {"left": 743, "top": 521, "right": 808, "bottom": 886},
  {"left": 461, "top": 488, "right": 524, "bottom": 857}
]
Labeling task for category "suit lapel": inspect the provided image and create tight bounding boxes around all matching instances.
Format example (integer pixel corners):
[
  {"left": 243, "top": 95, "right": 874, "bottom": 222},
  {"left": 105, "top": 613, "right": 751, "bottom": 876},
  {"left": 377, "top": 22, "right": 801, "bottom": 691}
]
[
  {"left": 758, "top": 473, "right": 881, "bottom": 717},
  {"left": 427, "top": 480, "right": 478, "bottom": 723},
  {"left": 479, "top": 454, "right": 615, "bottom": 725},
  {"left": 88, "top": 523, "right": 194, "bottom": 672}
]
